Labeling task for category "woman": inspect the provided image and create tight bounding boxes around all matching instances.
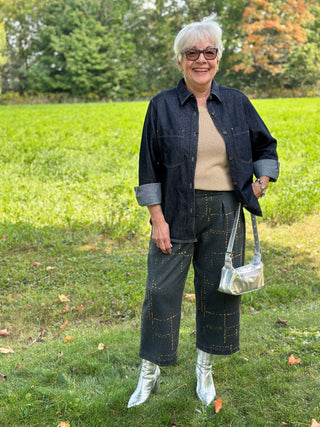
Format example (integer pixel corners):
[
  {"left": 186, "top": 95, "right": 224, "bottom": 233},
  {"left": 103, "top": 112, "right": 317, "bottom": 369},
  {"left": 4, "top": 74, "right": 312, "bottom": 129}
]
[{"left": 128, "top": 15, "right": 279, "bottom": 408}]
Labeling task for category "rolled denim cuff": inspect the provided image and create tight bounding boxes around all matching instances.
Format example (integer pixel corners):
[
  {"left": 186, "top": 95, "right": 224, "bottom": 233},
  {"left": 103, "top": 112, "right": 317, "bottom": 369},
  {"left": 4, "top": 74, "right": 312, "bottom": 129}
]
[
  {"left": 135, "top": 183, "right": 162, "bottom": 206},
  {"left": 253, "top": 159, "right": 280, "bottom": 182}
]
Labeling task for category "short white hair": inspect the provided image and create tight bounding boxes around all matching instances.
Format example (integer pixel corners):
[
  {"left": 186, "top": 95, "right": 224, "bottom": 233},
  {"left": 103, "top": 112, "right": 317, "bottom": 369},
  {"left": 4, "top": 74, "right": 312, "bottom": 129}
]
[{"left": 174, "top": 15, "right": 224, "bottom": 62}]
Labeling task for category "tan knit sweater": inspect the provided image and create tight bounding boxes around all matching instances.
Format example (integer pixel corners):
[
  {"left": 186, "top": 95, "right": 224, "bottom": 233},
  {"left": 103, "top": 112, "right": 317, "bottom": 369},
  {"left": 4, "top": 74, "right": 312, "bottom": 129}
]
[{"left": 194, "top": 104, "right": 233, "bottom": 191}]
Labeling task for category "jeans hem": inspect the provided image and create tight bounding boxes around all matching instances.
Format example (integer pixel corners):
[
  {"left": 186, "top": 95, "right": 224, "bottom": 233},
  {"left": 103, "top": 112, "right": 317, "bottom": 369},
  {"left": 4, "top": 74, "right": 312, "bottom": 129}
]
[
  {"left": 139, "top": 352, "right": 178, "bottom": 367},
  {"left": 196, "top": 343, "right": 240, "bottom": 356}
]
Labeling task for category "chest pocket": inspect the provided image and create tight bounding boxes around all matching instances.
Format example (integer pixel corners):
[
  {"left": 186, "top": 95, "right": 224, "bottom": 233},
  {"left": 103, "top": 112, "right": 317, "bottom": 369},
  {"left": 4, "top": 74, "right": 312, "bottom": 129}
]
[
  {"left": 158, "top": 130, "right": 186, "bottom": 168},
  {"left": 231, "top": 128, "right": 252, "bottom": 164}
]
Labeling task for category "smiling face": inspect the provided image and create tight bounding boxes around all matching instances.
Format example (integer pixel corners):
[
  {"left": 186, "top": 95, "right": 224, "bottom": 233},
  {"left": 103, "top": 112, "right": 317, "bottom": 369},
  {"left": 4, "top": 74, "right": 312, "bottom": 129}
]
[{"left": 177, "top": 40, "right": 220, "bottom": 96}]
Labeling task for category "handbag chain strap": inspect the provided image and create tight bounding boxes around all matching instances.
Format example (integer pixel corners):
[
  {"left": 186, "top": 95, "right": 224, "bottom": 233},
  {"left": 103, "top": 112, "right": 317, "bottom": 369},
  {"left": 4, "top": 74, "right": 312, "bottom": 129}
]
[{"left": 225, "top": 203, "right": 262, "bottom": 268}]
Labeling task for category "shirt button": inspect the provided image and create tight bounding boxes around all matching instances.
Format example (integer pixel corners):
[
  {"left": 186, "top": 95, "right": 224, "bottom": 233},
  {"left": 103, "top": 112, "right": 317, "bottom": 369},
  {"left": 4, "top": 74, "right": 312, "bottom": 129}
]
[
  {"left": 232, "top": 181, "right": 237, "bottom": 186},
  {"left": 191, "top": 156, "right": 195, "bottom": 162},
  {"left": 190, "top": 183, "right": 192, "bottom": 189},
  {"left": 223, "top": 131, "right": 227, "bottom": 135}
]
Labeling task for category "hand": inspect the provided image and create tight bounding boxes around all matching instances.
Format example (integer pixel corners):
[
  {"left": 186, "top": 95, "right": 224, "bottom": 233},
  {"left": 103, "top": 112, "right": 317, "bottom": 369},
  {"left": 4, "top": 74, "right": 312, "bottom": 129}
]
[
  {"left": 252, "top": 176, "right": 270, "bottom": 199},
  {"left": 148, "top": 204, "right": 172, "bottom": 254},
  {"left": 151, "top": 221, "right": 172, "bottom": 254}
]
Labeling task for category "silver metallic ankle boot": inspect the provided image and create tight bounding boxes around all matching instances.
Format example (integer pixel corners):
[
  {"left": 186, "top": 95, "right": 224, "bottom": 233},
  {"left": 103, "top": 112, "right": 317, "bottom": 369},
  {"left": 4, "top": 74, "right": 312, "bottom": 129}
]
[
  {"left": 196, "top": 349, "right": 216, "bottom": 406},
  {"left": 127, "top": 359, "right": 160, "bottom": 408}
]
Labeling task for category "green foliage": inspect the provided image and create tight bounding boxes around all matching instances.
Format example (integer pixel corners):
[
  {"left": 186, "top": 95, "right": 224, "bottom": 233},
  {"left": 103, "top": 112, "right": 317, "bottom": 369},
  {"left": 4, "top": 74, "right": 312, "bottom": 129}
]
[
  {"left": 0, "top": 0, "right": 319, "bottom": 98},
  {"left": 0, "top": 102, "right": 150, "bottom": 243},
  {"left": 252, "top": 98, "right": 320, "bottom": 223},
  {"left": 24, "top": 0, "right": 138, "bottom": 98},
  {"left": 0, "top": 21, "right": 7, "bottom": 94}
]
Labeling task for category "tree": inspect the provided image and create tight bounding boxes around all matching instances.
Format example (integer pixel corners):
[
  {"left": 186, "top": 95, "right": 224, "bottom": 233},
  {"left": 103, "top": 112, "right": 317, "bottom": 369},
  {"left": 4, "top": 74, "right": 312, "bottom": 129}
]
[
  {"left": 0, "top": 21, "right": 7, "bottom": 94},
  {"left": 284, "top": 2, "right": 320, "bottom": 90},
  {"left": 23, "top": 0, "right": 139, "bottom": 98},
  {"left": 233, "top": 0, "right": 316, "bottom": 90},
  {"left": 0, "top": 0, "right": 48, "bottom": 93}
]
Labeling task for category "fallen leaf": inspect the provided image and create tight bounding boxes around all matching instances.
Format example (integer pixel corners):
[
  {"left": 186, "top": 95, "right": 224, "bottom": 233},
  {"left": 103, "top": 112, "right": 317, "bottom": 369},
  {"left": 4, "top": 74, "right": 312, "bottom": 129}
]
[
  {"left": 46, "top": 266, "right": 56, "bottom": 271},
  {"left": 98, "top": 343, "right": 107, "bottom": 351},
  {"left": 0, "top": 373, "right": 7, "bottom": 381},
  {"left": 72, "top": 365, "right": 78, "bottom": 372},
  {"left": 311, "top": 419, "right": 320, "bottom": 427},
  {"left": 0, "top": 329, "right": 10, "bottom": 337},
  {"left": 15, "top": 366, "right": 22, "bottom": 370},
  {"left": 249, "top": 306, "right": 259, "bottom": 315},
  {"left": 64, "top": 336, "right": 73, "bottom": 343},
  {"left": 76, "top": 305, "right": 84, "bottom": 312},
  {"left": 172, "top": 415, "right": 177, "bottom": 426},
  {"left": 61, "top": 304, "right": 70, "bottom": 313},
  {"left": 61, "top": 320, "right": 68, "bottom": 331},
  {"left": 58, "top": 351, "right": 63, "bottom": 358},
  {"left": 1, "top": 234, "right": 7, "bottom": 241},
  {"left": 91, "top": 247, "right": 100, "bottom": 251},
  {"left": 0, "top": 346, "right": 15, "bottom": 354},
  {"left": 215, "top": 397, "right": 222, "bottom": 413},
  {"left": 288, "top": 354, "right": 302, "bottom": 365},
  {"left": 275, "top": 317, "right": 288, "bottom": 326},
  {"left": 29, "top": 329, "right": 45, "bottom": 345},
  {"left": 32, "top": 262, "right": 41, "bottom": 267},
  {"left": 113, "top": 311, "right": 125, "bottom": 319},
  {"left": 58, "top": 423, "right": 70, "bottom": 427},
  {"left": 59, "top": 294, "right": 70, "bottom": 302},
  {"left": 185, "top": 293, "right": 195, "bottom": 301}
]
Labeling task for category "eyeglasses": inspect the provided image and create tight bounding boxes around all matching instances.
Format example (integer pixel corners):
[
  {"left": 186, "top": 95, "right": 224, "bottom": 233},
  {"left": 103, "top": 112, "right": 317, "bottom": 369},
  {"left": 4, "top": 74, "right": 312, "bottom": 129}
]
[{"left": 183, "top": 47, "right": 218, "bottom": 61}]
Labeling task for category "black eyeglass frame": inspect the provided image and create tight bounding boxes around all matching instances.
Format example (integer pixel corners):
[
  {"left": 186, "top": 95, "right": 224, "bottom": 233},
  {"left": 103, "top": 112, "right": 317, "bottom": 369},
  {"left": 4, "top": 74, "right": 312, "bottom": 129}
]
[{"left": 182, "top": 47, "right": 218, "bottom": 61}]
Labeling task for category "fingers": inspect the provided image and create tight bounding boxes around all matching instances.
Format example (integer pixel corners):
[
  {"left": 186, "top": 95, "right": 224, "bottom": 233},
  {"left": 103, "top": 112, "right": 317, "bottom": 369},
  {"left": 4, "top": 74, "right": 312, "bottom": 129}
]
[
  {"left": 252, "top": 181, "right": 264, "bottom": 199},
  {"left": 158, "top": 239, "right": 172, "bottom": 254},
  {"left": 152, "top": 223, "right": 172, "bottom": 254},
  {"left": 153, "top": 235, "right": 172, "bottom": 254}
]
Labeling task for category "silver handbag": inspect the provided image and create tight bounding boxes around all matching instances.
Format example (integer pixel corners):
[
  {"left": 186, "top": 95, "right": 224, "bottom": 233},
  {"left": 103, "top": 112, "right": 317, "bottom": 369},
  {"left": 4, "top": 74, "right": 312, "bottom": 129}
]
[{"left": 218, "top": 203, "right": 264, "bottom": 295}]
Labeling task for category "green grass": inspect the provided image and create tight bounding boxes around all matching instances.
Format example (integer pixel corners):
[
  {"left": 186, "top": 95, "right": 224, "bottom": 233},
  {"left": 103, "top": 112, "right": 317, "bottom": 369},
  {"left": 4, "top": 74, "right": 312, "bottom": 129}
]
[{"left": 0, "top": 99, "right": 320, "bottom": 426}]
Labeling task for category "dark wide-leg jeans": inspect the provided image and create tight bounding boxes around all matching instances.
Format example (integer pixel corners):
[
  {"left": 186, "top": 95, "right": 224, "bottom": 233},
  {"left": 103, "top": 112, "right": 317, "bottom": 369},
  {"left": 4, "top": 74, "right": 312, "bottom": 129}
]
[{"left": 139, "top": 191, "right": 245, "bottom": 366}]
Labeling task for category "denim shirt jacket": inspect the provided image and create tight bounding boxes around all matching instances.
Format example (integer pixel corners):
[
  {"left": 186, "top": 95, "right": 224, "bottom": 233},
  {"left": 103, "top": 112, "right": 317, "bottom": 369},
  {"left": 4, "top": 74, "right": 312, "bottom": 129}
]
[{"left": 135, "top": 78, "right": 279, "bottom": 243}]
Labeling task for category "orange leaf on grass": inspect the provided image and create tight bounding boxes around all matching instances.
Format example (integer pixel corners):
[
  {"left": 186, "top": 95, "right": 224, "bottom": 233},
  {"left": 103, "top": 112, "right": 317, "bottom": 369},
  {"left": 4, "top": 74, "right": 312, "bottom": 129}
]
[
  {"left": 76, "top": 305, "right": 84, "bottom": 311},
  {"left": 58, "top": 423, "right": 70, "bottom": 427},
  {"left": 64, "top": 336, "right": 73, "bottom": 343},
  {"left": 61, "top": 320, "right": 68, "bottom": 331},
  {"left": 59, "top": 294, "right": 70, "bottom": 302},
  {"left": 185, "top": 293, "right": 195, "bottom": 301},
  {"left": 288, "top": 354, "right": 302, "bottom": 365},
  {"left": 215, "top": 397, "right": 222, "bottom": 413},
  {"left": 32, "top": 262, "right": 41, "bottom": 267}
]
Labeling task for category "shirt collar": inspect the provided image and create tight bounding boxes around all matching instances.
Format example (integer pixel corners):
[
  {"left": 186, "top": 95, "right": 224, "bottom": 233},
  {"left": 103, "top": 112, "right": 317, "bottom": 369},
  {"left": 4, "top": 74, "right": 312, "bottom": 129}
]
[{"left": 177, "top": 78, "right": 222, "bottom": 105}]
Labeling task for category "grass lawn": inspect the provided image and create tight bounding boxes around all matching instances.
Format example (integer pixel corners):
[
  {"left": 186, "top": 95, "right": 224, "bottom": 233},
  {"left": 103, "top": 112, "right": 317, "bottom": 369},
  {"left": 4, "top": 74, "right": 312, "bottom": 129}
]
[{"left": 0, "top": 99, "right": 319, "bottom": 426}]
